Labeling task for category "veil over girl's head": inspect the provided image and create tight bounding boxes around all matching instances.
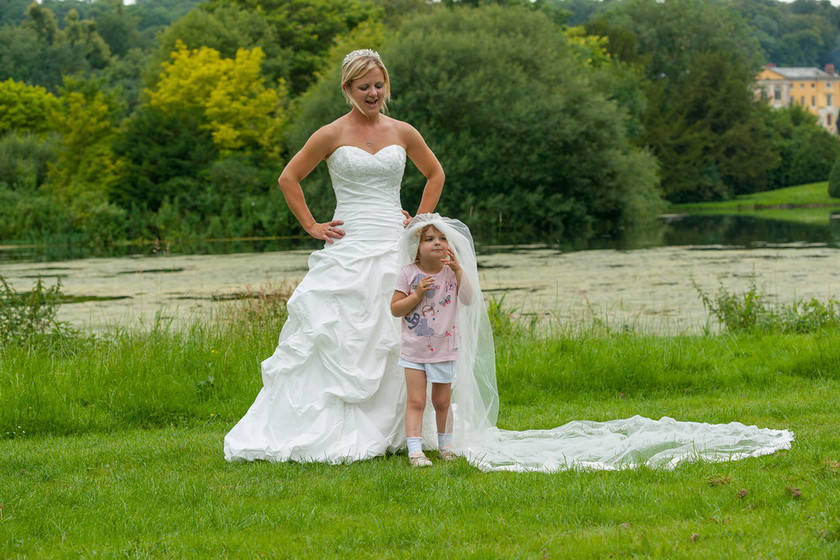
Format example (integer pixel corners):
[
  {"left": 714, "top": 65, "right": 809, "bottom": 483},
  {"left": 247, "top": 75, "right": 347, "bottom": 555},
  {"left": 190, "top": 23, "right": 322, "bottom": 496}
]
[
  {"left": 399, "top": 213, "right": 498, "bottom": 446},
  {"left": 401, "top": 213, "right": 476, "bottom": 266}
]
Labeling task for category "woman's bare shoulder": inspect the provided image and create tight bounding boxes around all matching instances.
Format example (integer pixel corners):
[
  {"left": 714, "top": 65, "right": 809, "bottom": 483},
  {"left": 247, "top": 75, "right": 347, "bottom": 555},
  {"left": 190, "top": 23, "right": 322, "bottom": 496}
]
[{"left": 386, "top": 117, "right": 423, "bottom": 144}]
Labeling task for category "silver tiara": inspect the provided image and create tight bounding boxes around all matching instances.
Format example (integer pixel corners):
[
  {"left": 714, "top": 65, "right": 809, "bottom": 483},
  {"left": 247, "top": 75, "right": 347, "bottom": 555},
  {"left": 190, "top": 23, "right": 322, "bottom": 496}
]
[{"left": 342, "top": 49, "right": 380, "bottom": 67}]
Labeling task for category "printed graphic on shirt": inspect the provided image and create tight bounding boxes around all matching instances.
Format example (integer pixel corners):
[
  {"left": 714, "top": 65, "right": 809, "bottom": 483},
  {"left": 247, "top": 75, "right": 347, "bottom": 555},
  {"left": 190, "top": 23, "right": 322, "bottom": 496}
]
[{"left": 396, "top": 264, "right": 460, "bottom": 360}]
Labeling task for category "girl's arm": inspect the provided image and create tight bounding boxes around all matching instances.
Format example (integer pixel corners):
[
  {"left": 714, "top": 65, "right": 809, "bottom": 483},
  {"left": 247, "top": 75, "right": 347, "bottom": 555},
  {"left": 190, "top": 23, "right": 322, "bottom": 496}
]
[
  {"left": 390, "top": 275, "right": 435, "bottom": 317},
  {"left": 277, "top": 127, "right": 345, "bottom": 244},
  {"left": 444, "top": 247, "right": 473, "bottom": 306},
  {"left": 390, "top": 290, "right": 420, "bottom": 317}
]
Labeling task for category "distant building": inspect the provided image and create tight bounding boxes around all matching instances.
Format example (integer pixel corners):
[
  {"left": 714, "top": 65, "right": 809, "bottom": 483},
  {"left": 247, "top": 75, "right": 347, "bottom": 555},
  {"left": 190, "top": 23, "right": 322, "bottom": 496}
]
[{"left": 754, "top": 64, "right": 840, "bottom": 134}]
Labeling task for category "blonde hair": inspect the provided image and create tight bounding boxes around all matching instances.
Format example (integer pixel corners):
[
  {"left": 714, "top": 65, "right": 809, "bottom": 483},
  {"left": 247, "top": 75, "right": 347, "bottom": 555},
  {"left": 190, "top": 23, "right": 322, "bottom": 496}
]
[{"left": 341, "top": 50, "right": 391, "bottom": 114}]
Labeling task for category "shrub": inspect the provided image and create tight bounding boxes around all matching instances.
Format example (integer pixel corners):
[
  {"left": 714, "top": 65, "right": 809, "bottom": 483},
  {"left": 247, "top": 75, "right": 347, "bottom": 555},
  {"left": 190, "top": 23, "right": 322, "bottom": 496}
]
[
  {"left": 828, "top": 156, "right": 840, "bottom": 198},
  {"left": 0, "top": 275, "right": 76, "bottom": 344},
  {"left": 695, "top": 278, "right": 840, "bottom": 334}
]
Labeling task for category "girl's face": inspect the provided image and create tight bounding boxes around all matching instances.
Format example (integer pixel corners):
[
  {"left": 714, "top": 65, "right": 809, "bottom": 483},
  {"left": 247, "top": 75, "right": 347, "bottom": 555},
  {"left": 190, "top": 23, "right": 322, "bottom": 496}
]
[
  {"left": 345, "top": 66, "right": 386, "bottom": 117},
  {"left": 417, "top": 226, "right": 448, "bottom": 261}
]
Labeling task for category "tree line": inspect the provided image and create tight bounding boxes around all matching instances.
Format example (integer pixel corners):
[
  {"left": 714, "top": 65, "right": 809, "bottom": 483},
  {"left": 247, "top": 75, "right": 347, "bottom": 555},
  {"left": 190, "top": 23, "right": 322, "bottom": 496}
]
[{"left": 1, "top": 0, "right": 840, "bottom": 248}]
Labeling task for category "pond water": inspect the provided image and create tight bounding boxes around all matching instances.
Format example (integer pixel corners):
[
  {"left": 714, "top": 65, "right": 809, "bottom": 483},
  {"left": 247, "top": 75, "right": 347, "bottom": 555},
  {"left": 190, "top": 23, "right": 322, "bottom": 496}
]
[
  {"left": 3, "top": 213, "right": 840, "bottom": 264},
  {"left": 4, "top": 212, "right": 840, "bottom": 334}
]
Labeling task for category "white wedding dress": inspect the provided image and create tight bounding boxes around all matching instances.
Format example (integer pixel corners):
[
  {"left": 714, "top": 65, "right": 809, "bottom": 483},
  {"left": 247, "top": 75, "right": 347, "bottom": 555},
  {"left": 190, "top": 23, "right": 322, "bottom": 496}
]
[{"left": 224, "top": 145, "right": 794, "bottom": 471}]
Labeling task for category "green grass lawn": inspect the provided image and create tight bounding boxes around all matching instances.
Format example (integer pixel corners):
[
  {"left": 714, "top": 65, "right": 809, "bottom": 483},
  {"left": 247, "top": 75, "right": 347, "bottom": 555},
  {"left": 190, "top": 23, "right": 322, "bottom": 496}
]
[
  {"left": 670, "top": 182, "right": 840, "bottom": 225},
  {"left": 2, "top": 295, "right": 840, "bottom": 558}
]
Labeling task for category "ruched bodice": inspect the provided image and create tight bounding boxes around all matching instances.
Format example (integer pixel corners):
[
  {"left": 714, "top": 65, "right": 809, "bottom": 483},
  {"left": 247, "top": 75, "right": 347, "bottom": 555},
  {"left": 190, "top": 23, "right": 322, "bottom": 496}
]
[{"left": 327, "top": 145, "right": 406, "bottom": 241}]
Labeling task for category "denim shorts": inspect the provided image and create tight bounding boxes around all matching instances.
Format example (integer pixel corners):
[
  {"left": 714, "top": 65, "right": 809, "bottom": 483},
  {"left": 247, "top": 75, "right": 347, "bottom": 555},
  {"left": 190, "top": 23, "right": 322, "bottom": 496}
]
[{"left": 397, "top": 358, "right": 456, "bottom": 384}]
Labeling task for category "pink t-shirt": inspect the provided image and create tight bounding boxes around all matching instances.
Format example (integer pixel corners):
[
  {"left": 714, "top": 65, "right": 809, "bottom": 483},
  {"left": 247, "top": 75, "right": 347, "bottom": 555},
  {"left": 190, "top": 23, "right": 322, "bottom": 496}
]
[{"left": 394, "top": 263, "right": 460, "bottom": 363}]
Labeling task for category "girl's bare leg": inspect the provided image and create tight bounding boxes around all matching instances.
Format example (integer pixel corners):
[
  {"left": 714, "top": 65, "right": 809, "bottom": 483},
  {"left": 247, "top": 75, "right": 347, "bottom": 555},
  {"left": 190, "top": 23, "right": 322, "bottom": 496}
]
[{"left": 404, "top": 368, "right": 427, "bottom": 438}]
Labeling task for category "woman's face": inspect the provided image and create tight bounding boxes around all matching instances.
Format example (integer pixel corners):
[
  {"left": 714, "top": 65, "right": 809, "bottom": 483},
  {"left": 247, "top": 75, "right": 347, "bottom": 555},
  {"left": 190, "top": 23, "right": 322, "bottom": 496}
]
[
  {"left": 417, "top": 226, "right": 448, "bottom": 261},
  {"left": 345, "top": 66, "right": 386, "bottom": 117}
]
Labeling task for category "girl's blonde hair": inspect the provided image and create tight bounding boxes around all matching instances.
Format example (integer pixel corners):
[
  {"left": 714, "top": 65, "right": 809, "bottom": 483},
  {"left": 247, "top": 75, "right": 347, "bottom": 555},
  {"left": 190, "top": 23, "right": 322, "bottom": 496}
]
[{"left": 341, "top": 49, "right": 391, "bottom": 114}]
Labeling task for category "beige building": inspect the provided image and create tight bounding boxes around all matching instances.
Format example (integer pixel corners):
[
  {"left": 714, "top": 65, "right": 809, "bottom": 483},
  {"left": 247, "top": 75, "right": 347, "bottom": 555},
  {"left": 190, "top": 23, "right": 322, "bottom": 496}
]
[{"left": 754, "top": 64, "right": 840, "bottom": 134}]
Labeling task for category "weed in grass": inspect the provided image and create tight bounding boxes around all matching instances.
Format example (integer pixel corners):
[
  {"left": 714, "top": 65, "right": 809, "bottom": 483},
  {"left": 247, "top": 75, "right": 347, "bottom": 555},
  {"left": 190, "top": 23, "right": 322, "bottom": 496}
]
[
  {"left": 695, "top": 277, "right": 840, "bottom": 334},
  {"left": 0, "top": 274, "right": 76, "bottom": 344}
]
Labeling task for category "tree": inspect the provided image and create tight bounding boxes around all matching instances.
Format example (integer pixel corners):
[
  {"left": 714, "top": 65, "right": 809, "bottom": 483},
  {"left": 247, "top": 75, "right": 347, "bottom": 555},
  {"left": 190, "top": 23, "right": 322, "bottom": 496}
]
[
  {"left": 293, "top": 5, "right": 661, "bottom": 243},
  {"left": 147, "top": 42, "right": 289, "bottom": 156},
  {"left": 63, "top": 9, "right": 112, "bottom": 70},
  {"left": 0, "top": 79, "right": 61, "bottom": 136},
  {"left": 598, "top": 0, "right": 778, "bottom": 202},
  {"left": 828, "top": 156, "right": 840, "bottom": 198},
  {"left": 47, "top": 78, "right": 124, "bottom": 201},
  {"left": 644, "top": 50, "right": 778, "bottom": 202},
  {"left": 0, "top": 4, "right": 114, "bottom": 92},
  {"left": 155, "top": 3, "right": 288, "bottom": 86},
  {"left": 763, "top": 105, "right": 840, "bottom": 190},
  {"left": 203, "top": 0, "right": 383, "bottom": 93},
  {"left": 114, "top": 105, "right": 218, "bottom": 212}
]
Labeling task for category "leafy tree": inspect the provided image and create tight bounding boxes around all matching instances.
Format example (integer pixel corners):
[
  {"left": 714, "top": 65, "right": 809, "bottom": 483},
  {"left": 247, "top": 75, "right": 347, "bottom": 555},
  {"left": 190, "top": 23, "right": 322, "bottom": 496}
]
[
  {"left": 644, "top": 50, "right": 778, "bottom": 202},
  {"left": 598, "top": 0, "right": 778, "bottom": 202},
  {"left": 829, "top": 156, "right": 840, "bottom": 198},
  {"left": 0, "top": 79, "right": 61, "bottom": 136},
  {"left": 63, "top": 9, "right": 112, "bottom": 70},
  {"left": 731, "top": 0, "right": 840, "bottom": 67},
  {"left": 0, "top": 0, "right": 32, "bottom": 26},
  {"left": 0, "top": 132, "right": 58, "bottom": 192},
  {"left": 294, "top": 5, "right": 661, "bottom": 243},
  {"left": 115, "top": 106, "right": 218, "bottom": 212},
  {"left": 203, "top": 0, "right": 383, "bottom": 93},
  {"left": 0, "top": 4, "right": 113, "bottom": 92},
  {"left": 47, "top": 78, "right": 124, "bottom": 197},
  {"left": 156, "top": 3, "right": 288, "bottom": 87},
  {"left": 763, "top": 105, "right": 840, "bottom": 190},
  {"left": 147, "top": 42, "right": 289, "bottom": 156}
]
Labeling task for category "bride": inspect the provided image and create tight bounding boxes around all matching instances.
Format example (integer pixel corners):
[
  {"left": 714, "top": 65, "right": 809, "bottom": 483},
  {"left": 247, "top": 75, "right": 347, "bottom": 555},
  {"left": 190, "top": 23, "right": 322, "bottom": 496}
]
[{"left": 224, "top": 50, "right": 793, "bottom": 471}]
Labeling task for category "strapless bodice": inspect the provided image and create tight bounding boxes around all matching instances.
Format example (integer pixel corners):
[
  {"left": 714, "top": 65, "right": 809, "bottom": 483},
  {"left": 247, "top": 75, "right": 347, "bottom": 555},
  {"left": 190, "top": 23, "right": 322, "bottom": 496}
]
[{"left": 326, "top": 145, "right": 406, "bottom": 241}]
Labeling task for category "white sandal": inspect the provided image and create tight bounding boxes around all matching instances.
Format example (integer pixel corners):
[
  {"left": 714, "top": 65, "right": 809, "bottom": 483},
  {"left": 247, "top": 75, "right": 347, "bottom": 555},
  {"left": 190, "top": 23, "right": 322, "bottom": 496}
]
[
  {"left": 409, "top": 452, "right": 432, "bottom": 467},
  {"left": 439, "top": 447, "right": 458, "bottom": 461}
]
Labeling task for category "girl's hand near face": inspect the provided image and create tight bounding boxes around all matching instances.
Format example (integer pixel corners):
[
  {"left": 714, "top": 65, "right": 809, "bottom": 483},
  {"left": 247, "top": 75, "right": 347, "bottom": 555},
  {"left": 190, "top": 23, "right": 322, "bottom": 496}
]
[{"left": 442, "top": 247, "right": 460, "bottom": 272}]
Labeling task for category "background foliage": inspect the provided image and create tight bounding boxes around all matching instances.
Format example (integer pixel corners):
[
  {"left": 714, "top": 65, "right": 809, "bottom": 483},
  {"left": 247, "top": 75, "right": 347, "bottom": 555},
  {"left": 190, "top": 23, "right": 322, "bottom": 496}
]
[{"left": 1, "top": 0, "right": 840, "bottom": 247}]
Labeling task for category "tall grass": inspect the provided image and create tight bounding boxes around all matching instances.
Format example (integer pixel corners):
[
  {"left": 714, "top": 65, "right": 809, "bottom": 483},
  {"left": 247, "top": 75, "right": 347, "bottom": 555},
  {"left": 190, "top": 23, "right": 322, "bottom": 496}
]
[{"left": 0, "top": 282, "right": 290, "bottom": 438}]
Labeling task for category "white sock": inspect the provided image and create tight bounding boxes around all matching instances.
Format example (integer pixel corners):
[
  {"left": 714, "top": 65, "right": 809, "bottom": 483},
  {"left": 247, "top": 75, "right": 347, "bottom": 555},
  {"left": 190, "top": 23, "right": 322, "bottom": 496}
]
[
  {"left": 407, "top": 436, "right": 423, "bottom": 455},
  {"left": 437, "top": 432, "right": 453, "bottom": 449}
]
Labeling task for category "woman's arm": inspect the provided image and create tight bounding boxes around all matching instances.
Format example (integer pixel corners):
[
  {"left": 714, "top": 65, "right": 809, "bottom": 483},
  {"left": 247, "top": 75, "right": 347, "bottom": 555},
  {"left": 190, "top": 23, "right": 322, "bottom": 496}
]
[
  {"left": 401, "top": 123, "right": 445, "bottom": 216},
  {"left": 277, "top": 127, "right": 345, "bottom": 244}
]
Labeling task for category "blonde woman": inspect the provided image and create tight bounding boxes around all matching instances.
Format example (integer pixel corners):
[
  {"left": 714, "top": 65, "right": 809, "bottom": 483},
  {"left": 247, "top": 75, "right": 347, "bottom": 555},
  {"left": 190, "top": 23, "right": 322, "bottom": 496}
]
[{"left": 224, "top": 49, "right": 445, "bottom": 463}]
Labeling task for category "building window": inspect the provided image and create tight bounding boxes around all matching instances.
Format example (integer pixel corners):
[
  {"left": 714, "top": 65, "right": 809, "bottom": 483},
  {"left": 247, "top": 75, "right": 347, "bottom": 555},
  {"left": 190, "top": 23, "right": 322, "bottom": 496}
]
[
  {"left": 829, "top": 114, "right": 834, "bottom": 127},
  {"left": 812, "top": 83, "right": 816, "bottom": 88},
  {"left": 829, "top": 94, "right": 834, "bottom": 107},
  {"left": 802, "top": 96, "right": 806, "bottom": 105},
  {"left": 774, "top": 86, "right": 782, "bottom": 101}
]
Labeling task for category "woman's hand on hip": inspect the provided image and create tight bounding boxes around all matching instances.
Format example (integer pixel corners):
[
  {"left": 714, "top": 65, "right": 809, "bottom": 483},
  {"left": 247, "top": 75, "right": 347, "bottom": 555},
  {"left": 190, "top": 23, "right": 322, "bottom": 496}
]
[{"left": 306, "top": 220, "right": 345, "bottom": 244}]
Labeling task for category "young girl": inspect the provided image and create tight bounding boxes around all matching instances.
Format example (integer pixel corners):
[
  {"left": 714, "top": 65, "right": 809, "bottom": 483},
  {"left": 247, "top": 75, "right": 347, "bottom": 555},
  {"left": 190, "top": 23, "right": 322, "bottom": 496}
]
[{"left": 391, "top": 222, "right": 468, "bottom": 466}]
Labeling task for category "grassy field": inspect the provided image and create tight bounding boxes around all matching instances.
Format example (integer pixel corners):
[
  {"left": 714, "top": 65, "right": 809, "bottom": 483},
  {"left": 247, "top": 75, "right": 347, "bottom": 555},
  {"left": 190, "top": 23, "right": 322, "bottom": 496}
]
[
  {"left": 2, "top": 289, "right": 840, "bottom": 559},
  {"left": 671, "top": 182, "right": 840, "bottom": 225}
]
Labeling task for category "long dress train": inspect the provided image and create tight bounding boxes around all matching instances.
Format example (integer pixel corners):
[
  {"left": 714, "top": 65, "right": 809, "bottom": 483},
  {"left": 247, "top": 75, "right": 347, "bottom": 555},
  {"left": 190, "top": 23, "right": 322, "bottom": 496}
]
[{"left": 224, "top": 145, "right": 794, "bottom": 470}]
